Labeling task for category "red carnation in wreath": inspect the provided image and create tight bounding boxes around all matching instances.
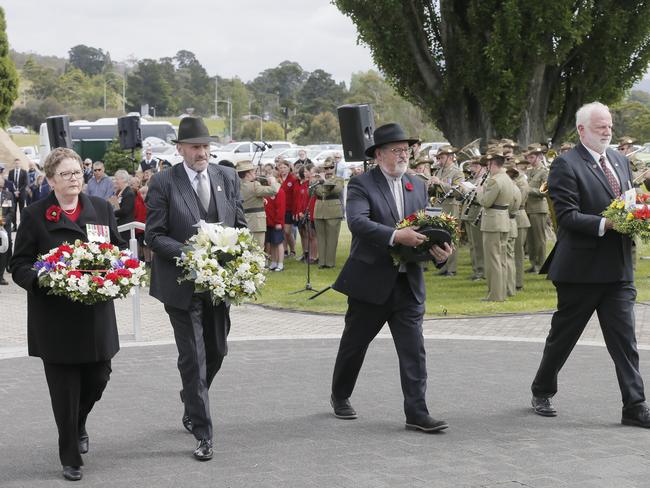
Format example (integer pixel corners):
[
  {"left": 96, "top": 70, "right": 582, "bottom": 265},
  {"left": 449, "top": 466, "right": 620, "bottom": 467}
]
[{"left": 45, "top": 205, "right": 62, "bottom": 223}]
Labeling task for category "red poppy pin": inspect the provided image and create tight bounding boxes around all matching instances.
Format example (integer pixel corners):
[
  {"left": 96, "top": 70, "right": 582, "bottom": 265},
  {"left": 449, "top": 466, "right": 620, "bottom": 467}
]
[
  {"left": 405, "top": 182, "right": 413, "bottom": 192},
  {"left": 46, "top": 205, "right": 62, "bottom": 222}
]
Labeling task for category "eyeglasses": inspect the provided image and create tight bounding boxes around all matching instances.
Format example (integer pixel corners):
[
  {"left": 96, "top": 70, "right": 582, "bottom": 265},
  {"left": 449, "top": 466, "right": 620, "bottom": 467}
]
[
  {"left": 388, "top": 147, "right": 412, "bottom": 156},
  {"left": 57, "top": 170, "right": 84, "bottom": 181},
  {"left": 93, "top": 168, "right": 103, "bottom": 172}
]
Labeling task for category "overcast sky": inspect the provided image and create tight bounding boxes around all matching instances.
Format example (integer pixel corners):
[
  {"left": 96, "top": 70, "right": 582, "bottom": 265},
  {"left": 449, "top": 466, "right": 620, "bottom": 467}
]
[{"left": 2, "top": 0, "right": 377, "bottom": 84}]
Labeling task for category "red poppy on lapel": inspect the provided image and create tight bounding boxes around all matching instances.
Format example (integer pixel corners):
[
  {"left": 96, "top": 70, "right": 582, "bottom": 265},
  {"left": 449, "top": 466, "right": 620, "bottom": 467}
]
[
  {"left": 45, "top": 205, "right": 62, "bottom": 222},
  {"left": 405, "top": 182, "right": 413, "bottom": 192}
]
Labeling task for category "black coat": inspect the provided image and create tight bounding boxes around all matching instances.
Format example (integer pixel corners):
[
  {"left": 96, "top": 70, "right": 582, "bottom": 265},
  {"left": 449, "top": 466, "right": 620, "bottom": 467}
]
[
  {"left": 10, "top": 191, "right": 125, "bottom": 364},
  {"left": 115, "top": 186, "right": 136, "bottom": 227},
  {"left": 332, "top": 167, "right": 431, "bottom": 305},
  {"left": 542, "top": 143, "right": 634, "bottom": 282},
  {"left": 145, "top": 163, "right": 247, "bottom": 310}
]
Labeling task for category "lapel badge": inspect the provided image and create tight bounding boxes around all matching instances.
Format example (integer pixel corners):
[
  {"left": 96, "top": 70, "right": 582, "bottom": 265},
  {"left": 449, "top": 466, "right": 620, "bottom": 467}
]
[{"left": 217, "top": 185, "right": 223, "bottom": 192}]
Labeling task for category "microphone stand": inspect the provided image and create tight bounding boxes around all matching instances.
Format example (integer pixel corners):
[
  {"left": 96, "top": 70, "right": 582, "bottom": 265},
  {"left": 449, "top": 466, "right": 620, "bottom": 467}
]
[{"left": 290, "top": 185, "right": 320, "bottom": 295}]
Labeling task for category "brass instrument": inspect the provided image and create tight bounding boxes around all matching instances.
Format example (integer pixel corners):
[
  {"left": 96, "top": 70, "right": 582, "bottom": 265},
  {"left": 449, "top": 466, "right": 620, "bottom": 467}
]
[
  {"left": 539, "top": 180, "right": 557, "bottom": 231},
  {"left": 456, "top": 138, "right": 481, "bottom": 163},
  {"left": 462, "top": 171, "right": 489, "bottom": 220}
]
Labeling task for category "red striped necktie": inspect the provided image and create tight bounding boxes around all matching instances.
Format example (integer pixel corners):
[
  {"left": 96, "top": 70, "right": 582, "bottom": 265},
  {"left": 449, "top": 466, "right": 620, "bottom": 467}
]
[{"left": 599, "top": 156, "right": 620, "bottom": 196}]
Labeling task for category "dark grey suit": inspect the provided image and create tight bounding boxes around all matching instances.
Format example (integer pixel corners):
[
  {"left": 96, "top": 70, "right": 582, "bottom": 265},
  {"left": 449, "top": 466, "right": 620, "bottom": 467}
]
[
  {"left": 145, "top": 162, "right": 246, "bottom": 440},
  {"left": 533, "top": 143, "right": 645, "bottom": 408},
  {"left": 331, "top": 167, "right": 440, "bottom": 420}
]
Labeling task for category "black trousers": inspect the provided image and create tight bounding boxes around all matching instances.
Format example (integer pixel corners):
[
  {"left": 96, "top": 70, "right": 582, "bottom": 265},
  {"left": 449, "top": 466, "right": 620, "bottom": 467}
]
[
  {"left": 331, "top": 274, "right": 429, "bottom": 419},
  {"left": 165, "top": 293, "right": 230, "bottom": 440},
  {"left": 42, "top": 360, "right": 112, "bottom": 466},
  {"left": 532, "top": 281, "right": 646, "bottom": 409}
]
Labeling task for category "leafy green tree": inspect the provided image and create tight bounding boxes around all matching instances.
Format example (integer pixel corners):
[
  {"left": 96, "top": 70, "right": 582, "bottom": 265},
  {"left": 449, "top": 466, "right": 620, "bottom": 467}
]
[
  {"left": 238, "top": 120, "right": 284, "bottom": 140},
  {"left": 127, "top": 59, "right": 176, "bottom": 115},
  {"left": 174, "top": 50, "right": 212, "bottom": 115},
  {"left": 0, "top": 7, "right": 19, "bottom": 126},
  {"left": 296, "top": 112, "right": 341, "bottom": 145},
  {"left": 347, "top": 70, "right": 443, "bottom": 141},
  {"left": 297, "top": 69, "right": 347, "bottom": 116},
  {"left": 611, "top": 101, "right": 650, "bottom": 143},
  {"left": 21, "top": 57, "right": 59, "bottom": 99},
  {"left": 335, "top": 0, "right": 650, "bottom": 146},
  {"left": 216, "top": 77, "right": 251, "bottom": 138},
  {"left": 103, "top": 139, "right": 140, "bottom": 175},
  {"left": 68, "top": 45, "right": 109, "bottom": 76}
]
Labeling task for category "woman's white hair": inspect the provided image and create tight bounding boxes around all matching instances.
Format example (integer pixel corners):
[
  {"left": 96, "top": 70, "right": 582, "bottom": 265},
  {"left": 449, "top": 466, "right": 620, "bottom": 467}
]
[
  {"left": 114, "top": 169, "right": 130, "bottom": 182},
  {"left": 575, "top": 101, "right": 610, "bottom": 130}
]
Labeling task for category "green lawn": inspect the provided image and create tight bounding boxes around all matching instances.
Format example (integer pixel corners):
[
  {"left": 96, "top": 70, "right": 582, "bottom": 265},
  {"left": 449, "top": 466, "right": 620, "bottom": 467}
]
[
  {"left": 9, "top": 134, "right": 39, "bottom": 147},
  {"left": 256, "top": 224, "right": 650, "bottom": 317}
]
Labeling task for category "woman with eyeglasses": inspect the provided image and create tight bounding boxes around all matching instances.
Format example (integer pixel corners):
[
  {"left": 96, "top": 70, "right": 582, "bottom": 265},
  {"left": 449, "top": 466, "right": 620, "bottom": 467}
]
[{"left": 10, "top": 148, "right": 124, "bottom": 481}]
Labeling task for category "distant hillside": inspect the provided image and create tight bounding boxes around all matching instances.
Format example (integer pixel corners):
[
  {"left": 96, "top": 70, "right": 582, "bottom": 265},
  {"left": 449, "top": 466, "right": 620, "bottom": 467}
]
[
  {"left": 633, "top": 77, "right": 650, "bottom": 94},
  {"left": 10, "top": 49, "right": 67, "bottom": 72}
]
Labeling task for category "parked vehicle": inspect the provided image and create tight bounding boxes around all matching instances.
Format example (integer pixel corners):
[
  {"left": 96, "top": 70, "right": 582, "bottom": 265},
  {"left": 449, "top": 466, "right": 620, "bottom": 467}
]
[
  {"left": 38, "top": 117, "right": 177, "bottom": 164},
  {"left": 6, "top": 125, "right": 29, "bottom": 134}
]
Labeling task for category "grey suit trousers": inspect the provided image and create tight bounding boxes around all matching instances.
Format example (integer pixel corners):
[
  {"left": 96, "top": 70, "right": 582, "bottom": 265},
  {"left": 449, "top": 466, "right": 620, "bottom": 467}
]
[{"left": 165, "top": 294, "right": 230, "bottom": 440}]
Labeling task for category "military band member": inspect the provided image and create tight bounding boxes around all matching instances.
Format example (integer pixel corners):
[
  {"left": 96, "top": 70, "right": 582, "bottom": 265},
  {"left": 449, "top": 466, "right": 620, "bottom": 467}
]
[
  {"left": 507, "top": 155, "right": 531, "bottom": 290},
  {"left": 460, "top": 156, "right": 487, "bottom": 281},
  {"left": 524, "top": 146, "right": 549, "bottom": 273},
  {"left": 476, "top": 150, "right": 513, "bottom": 302},
  {"left": 618, "top": 136, "right": 644, "bottom": 187},
  {"left": 559, "top": 142, "right": 575, "bottom": 155},
  {"left": 313, "top": 158, "right": 344, "bottom": 269},
  {"left": 430, "top": 145, "right": 464, "bottom": 276},
  {"left": 500, "top": 139, "right": 518, "bottom": 157},
  {"left": 505, "top": 161, "right": 522, "bottom": 296},
  {"left": 236, "top": 160, "right": 279, "bottom": 248}
]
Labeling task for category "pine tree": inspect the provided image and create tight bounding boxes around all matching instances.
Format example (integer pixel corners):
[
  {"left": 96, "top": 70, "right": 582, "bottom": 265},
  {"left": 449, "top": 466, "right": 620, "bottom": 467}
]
[{"left": 0, "top": 7, "right": 19, "bottom": 127}]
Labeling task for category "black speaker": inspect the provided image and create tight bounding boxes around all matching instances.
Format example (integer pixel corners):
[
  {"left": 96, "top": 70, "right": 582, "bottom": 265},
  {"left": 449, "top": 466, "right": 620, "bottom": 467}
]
[
  {"left": 46, "top": 115, "right": 72, "bottom": 149},
  {"left": 337, "top": 104, "right": 375, "bottom": 161},
  {"left": 117, "top": 115, "right": 142, "bottom": 150}
]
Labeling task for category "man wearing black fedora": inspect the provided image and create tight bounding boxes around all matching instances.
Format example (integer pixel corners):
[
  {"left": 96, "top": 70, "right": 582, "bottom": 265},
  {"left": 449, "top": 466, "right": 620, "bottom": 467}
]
[
  {"left": 145, "top": 117, "right": 247, "bottom": 460},
  {"left": 330, "top": 123, "right": 453, "bottom": 432}
]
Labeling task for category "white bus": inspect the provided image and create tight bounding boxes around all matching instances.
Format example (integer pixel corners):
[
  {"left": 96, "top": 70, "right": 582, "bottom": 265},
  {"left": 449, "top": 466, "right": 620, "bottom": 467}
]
[{"left": 38, "top": 117, "right": 176, "bottom": 164}]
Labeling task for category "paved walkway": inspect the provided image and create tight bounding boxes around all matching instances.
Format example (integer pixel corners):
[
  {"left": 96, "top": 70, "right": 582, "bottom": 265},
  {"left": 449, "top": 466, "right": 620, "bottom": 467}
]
[{"left": 2, "top": 277, "right": 650, "bottom": 487}]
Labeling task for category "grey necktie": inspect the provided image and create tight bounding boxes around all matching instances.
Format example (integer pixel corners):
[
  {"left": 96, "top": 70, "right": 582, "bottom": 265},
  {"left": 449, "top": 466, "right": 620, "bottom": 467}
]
[
  {"left": 392, "top": 178, "right": 404, "bottom": 219},
  {"left": 196, "top": 172, "right": 210, "bottom": 210}
]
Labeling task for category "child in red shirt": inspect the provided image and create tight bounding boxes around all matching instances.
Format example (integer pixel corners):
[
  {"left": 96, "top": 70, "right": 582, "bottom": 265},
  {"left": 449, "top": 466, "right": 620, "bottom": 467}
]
[{"left": 264, "top": 187, "right": 286, "bottom": 271}]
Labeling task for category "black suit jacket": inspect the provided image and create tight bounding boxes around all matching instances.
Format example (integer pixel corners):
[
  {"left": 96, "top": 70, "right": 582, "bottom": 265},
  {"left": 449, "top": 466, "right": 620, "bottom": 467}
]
[
  {"left": 115, "top": 186, "right": 136, "bottom": 227},
  {"left": 333, "top": 167, "right": 430, "bottom": 305},
  {"left": 542, "top": 142, "right": 634, "bottom": 283},
  {"left": 10, "top": 192, "right": 125, "bottom": 363},
  {"left": 145, "top": 162, "right": 247, "bottom": 310},
  {"left": 7, "top": 167, "right": 27, "bottom": 191}
]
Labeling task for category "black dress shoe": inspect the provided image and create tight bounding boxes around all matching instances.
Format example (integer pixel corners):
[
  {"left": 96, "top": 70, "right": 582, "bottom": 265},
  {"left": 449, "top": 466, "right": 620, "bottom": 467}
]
[
  {"left": 79, "top": 433, "right": 89, "bottom": 454},
  {"left": 182, "top": 415, "right": 193, "bottom": 433},
  {"left": 437, "top": 270, "right": 456, "bottom": 277},
  {"left": 531, "top": 396, "right": 557, "bottom": 417},
  {"left": 405, "top": 415, "right": 449, "bottom": 432},
  {"left": 193, "top": 439, "right": 213, "bottom": 461},
  {"left": 62, "top": 465, "right": 82, "bottom": 481},
  {"left": 330, "top": 394, "right": 357, "bottom": 419},
  {"left": 622, "top": 403, "right": 650, "bottom": 428}
]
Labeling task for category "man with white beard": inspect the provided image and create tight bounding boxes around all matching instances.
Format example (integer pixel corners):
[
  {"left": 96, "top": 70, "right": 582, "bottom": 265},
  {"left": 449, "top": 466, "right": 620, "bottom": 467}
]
[{"left": 530, "top": 102, "right": 650, "bottom": 428}]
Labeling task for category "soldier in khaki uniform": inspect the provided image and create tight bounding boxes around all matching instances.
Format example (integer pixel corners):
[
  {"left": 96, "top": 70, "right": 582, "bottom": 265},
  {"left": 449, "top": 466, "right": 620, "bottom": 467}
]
[
  {"left": 507, "top": 155, "right": 531, "bottom": 290},
  {"left": 430, "top": 145, "right": 464, "bottom": 276},
  {"left": 617, "top": 136, "right": 643, "bottom": 182},
  {"left": 559, "top": 142, "right": 575, "bottom": 155},
  {"left": 460, "top": 156, "right": 487, "bottom": 281},
  {"left": 524, "top": 146, "right": 549, "bottom": 273},
  {"left": 313, "top": 158, "right": 344, "bottom": 269},
  {"left": 476, "top": 151, "right": 513, "bottom": 302},
  {"left": 505, "top": 161, "right": 522, "bottom": 296},
  {"left": 236, "top": 160, "right": 279, "bottom": 248}
]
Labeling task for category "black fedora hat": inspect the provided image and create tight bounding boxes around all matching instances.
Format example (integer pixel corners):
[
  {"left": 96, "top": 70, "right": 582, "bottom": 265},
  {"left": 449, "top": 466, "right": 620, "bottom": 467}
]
[
  {"left": 365, "top": 123, "right": 420, "bottom": 158},
  {"left": 172, "top": 117, "right": 219, "bottom": 144}
]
